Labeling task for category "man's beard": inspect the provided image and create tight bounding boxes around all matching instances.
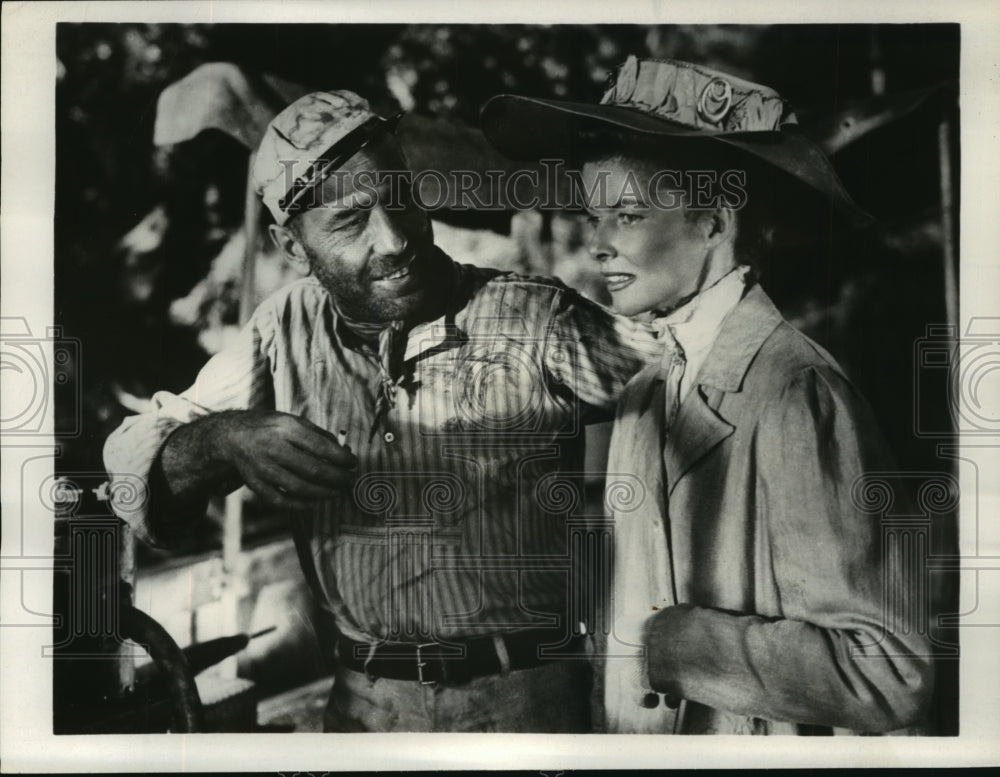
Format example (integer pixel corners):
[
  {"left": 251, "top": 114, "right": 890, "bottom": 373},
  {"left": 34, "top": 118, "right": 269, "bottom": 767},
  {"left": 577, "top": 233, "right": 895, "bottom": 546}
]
[{"left": 308, "top": 245, "right": 452, "bottom": 327}]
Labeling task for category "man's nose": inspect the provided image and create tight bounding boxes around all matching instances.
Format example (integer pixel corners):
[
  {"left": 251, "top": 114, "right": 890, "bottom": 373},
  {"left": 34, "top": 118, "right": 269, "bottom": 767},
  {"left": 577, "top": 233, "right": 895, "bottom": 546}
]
[
  {"left": 587, "top": 222, "right": 617, "bottom": 263},
  {"left": 370, "top": 205, "right": 409, "bottom": 256}
]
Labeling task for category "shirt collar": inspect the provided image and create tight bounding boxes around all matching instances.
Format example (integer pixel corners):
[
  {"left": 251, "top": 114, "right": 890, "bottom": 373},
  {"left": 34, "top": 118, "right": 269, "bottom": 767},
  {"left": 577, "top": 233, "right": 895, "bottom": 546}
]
[
  {"left": 404, "top": 315, "right": 449, "bottom": 361},
  {"left": 403, "top": 258, "right": 471, "bottom": 361},
  {"left": 333, "top": 306, "right": 384, "bottom": 347}
]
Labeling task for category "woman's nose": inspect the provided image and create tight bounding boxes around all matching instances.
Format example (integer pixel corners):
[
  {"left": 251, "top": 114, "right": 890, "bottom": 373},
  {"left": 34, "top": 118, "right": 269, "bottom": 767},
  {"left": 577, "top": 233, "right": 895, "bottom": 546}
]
[{"left": 588, "top": 222, "right": 617, "bottom": 263}]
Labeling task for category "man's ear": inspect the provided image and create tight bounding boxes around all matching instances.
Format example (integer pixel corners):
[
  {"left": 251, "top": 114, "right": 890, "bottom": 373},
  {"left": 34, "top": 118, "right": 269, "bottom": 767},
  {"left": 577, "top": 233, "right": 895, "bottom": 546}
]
[
  {"left": 705, "top": 206, "right": 736, "bottom": 247},
  {"left": 268, "top": 223, "right": 311, "bottom": 274}
]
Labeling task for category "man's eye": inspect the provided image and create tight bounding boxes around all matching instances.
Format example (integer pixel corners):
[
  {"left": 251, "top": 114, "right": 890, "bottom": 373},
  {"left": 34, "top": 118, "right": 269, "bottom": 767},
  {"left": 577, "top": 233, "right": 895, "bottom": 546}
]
[
  {"left": 332, "top": 213, "right": 367, "bottom": 232},
  {"left": 619, "top": 212, "right": 644, "bottom": 226},
  {"left": 584, "top": 214, "right": 601, "bottom": 227}
]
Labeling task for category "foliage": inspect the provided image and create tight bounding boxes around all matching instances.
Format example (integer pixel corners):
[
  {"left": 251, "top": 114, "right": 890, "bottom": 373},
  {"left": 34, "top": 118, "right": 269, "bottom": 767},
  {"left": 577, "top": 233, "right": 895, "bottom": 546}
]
[{"left": 55, "top": 23, "right": 957, "bottom": 478}]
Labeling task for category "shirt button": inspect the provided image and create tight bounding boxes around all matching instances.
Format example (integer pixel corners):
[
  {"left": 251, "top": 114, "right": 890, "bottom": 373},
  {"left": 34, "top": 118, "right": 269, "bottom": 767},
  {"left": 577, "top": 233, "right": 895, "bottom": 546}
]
[{"left": 383, "top": 432, "right": 395, "bottom": 443}]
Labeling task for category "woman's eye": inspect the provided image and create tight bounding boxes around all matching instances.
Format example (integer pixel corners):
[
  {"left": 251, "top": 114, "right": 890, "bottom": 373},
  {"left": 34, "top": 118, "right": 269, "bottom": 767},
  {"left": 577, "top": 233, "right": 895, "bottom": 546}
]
[
  {"left": 584, "top": 214, "right": 601, "bottom": 227},
  {"left": 619, "top": 212, "right": 644, "bottom": 226}
]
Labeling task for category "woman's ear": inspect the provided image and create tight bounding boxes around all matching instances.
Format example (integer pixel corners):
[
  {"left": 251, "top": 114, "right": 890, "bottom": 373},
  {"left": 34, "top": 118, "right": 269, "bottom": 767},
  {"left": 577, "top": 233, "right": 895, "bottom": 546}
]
[{"left": 268, "top": 223, "right": 311, "bottom": 274}]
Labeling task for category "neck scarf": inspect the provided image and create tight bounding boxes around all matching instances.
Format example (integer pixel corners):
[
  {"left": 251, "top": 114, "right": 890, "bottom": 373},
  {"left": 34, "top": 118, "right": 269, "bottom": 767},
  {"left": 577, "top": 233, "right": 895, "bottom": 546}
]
[
  {"left": 329, "top": 302, "right": 406, "bottom": 441},
  {"left": 371, "top": 318, "right": 406, "bottom": 440}
]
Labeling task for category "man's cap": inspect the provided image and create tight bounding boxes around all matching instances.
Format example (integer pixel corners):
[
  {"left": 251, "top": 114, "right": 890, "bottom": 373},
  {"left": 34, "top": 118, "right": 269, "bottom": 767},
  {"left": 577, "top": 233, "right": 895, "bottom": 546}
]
[
  {"left": 252, "top": 90, "right": 401, "bottom": 226},
  {"left": 481, "top": 55, "right": 871, "bottom": 229}
]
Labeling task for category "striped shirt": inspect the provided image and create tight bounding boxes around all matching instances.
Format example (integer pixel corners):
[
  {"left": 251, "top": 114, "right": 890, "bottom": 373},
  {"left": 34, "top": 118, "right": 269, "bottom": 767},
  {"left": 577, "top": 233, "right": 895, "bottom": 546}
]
[{"left": 104, "top": 259, "right": 663, "bottom": 643}]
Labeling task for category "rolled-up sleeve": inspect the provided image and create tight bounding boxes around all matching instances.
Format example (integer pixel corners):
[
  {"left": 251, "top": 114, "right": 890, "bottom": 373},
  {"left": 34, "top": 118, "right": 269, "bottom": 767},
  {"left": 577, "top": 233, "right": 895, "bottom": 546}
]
[
  {"left": 647, "top": 366, "right": 934, "bottom": 732},
  {"left": 103, "top": 306, "right": 278, "bottom": 544}
]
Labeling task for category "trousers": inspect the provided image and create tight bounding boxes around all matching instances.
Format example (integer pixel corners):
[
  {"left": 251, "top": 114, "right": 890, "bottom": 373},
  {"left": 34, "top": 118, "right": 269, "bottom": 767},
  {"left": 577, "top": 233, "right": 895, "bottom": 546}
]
[{"left": 323, "top": 658, "right": 592, "bottom": 733}]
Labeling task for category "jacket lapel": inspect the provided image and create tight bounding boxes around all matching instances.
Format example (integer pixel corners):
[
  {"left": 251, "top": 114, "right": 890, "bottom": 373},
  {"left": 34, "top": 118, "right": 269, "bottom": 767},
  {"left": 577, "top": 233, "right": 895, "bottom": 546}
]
[
  {"left": 663, "top": 386, "right": 733, "bottom": 496},
  {"left": 662, "top": 284, "right": 783, "bottom": 496}
]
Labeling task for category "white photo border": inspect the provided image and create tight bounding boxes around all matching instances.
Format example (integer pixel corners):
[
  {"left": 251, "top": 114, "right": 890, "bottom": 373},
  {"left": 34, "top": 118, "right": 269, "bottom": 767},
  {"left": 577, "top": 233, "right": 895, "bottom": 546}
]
[{"left": 2, "top": 0, "right": 999, "bottom": 771}]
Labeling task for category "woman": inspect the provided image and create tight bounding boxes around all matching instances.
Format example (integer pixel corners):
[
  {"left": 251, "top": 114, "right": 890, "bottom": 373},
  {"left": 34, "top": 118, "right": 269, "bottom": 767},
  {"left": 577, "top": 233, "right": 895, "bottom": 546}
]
[{"left": 482, "top": 55, "right": 933, "bottom": 735}]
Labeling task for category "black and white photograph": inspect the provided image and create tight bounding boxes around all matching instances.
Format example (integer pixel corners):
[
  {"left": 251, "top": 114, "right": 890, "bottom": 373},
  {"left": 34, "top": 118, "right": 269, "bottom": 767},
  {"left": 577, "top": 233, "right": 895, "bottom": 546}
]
[{"left": 2, "top": 1, "right": 999, "bottom": 772}]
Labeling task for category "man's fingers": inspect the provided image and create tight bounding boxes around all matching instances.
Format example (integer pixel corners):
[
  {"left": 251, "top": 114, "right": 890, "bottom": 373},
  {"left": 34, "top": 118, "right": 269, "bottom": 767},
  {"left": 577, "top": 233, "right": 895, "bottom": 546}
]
[
  {"left": 228, "top": 412, "right": 358, "bottom": 504},
  {"left": 288, "top": 433, "right": 358, "bottom": 468},
  {"left": 263, "top": 461, "right": 350, "bottom": 500},
  {"left": 270, "top": 443, "right": 356, "bottom": 488},
  {"left": 285, "top": 418, "right": 358, "bottom": 467},
  {"left": 243, "top": 473, "right": 314, "bottom": 511}
]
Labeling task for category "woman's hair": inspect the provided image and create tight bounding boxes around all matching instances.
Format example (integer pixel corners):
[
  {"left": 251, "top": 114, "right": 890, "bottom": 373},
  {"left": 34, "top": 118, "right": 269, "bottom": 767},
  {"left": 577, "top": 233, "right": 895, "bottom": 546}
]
[{"left": 569, "top": 128, "right": 778, "bottom": 275}]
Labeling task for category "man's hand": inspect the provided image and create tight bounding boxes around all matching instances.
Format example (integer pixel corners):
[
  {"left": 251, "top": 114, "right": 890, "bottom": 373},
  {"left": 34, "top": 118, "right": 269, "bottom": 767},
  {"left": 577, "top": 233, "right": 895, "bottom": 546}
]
[
  {"left": 218, "top": 410, "right": 358, "bottom": 510},
  {"left": 154, "top": 410, "right": 358, "bottom": 526}
]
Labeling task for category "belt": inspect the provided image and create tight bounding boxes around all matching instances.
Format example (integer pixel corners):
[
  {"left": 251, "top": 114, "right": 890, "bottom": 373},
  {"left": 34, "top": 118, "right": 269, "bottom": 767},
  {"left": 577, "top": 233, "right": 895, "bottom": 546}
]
[{"left": 336, "top": 630, "right": 585, "bottom": 685}]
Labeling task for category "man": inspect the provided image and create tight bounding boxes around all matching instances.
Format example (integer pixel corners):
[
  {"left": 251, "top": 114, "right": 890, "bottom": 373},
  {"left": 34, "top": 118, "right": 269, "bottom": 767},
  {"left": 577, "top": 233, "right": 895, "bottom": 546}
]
[
  {"left": 103, "top": 90, "right": 662, "bottom": 732},
  {"left": 481, "top": 56, "right": 933, "bottom": 734}
]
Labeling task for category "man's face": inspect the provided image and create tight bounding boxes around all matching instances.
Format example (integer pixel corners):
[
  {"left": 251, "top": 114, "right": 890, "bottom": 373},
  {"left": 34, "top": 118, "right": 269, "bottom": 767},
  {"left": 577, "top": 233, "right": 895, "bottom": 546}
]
[
  {"left": 581, "top": 156, "right": 714, "bottom": 317},
  {"left": 288, "top": 136, "right": 446, "bottom": 324}
]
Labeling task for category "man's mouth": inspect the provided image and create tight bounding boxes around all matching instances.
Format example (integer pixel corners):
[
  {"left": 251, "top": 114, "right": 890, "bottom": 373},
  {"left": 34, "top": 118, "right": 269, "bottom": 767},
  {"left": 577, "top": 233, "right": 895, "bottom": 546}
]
[
  {"left": 374, "top": 255, "right": 417, "bottom": 283},
  {"left": 602, "top": 272, "right": 636, "bottom": 292}
]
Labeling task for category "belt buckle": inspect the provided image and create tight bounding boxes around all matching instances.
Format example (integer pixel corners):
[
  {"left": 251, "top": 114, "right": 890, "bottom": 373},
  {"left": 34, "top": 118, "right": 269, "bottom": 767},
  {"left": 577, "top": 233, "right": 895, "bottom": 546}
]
[{"left": 415, "top": 642, "right": 438, "bottom": 685}]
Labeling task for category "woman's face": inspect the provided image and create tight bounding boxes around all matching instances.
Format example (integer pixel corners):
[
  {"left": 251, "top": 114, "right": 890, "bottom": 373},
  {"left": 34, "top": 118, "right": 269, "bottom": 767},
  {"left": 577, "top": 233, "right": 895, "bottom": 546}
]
[{"left": 581, "top": 157, "right": 717, "bottom": 317}]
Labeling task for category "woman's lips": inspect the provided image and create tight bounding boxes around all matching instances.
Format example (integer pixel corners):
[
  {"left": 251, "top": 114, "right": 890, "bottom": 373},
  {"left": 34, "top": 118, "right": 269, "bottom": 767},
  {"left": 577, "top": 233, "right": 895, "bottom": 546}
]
[{"left": 602, "top": 272, "right": 636, "bottom": 292}]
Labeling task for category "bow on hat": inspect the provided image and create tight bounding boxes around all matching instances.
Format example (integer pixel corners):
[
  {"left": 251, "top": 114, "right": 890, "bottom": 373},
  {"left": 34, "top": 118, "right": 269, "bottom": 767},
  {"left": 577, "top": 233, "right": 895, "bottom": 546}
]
[{"left": 602, "top": 55, "right": 794, "bottom": 133}]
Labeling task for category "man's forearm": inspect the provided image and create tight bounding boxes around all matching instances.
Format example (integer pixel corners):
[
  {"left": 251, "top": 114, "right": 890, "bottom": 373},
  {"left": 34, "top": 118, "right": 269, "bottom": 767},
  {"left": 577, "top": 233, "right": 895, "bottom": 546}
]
[{"left": 148, "top": 411, "right": 241, "bottom": 536}]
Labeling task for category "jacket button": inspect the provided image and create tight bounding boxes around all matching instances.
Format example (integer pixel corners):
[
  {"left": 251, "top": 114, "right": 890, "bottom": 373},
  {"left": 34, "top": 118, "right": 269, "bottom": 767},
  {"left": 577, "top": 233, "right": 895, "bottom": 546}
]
[
  {"left": 383, "top": 432, "right": 395, "bottom": 443},
  {"left": 641, "top": 692, "right": 660, "bottom": 709}
]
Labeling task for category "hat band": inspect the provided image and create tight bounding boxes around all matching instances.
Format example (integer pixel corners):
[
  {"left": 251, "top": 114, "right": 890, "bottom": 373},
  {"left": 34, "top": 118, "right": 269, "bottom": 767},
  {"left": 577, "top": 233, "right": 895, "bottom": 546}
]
[
  {"left": 600, "top": 56, "right": 792, "bottom": 133},
  {"left": 278, "top": 112, "right": 403, "bottom": 219}
]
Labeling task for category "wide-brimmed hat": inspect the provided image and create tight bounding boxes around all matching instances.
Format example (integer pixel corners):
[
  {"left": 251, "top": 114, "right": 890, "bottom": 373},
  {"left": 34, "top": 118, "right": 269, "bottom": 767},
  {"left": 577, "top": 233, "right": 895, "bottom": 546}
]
[{"left": 481, "top": 55, "right": 871, "bottom": 229}]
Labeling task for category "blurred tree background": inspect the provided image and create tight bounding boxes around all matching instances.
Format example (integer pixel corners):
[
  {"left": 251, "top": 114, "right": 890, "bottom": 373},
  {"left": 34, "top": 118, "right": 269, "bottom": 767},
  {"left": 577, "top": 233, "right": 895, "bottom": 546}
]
[{"left": 56, "top": 21, "right": 959, "bottom": 504}]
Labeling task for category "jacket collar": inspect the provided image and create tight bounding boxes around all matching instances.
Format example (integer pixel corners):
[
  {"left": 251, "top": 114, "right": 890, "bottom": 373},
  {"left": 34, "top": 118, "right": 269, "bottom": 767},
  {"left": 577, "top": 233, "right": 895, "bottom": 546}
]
[
  {"left": 662, "top": 283, "right": 783, "bottom": 496},
  {"left": 694, "top": 282, "right": 784, "bottom": 393}
]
